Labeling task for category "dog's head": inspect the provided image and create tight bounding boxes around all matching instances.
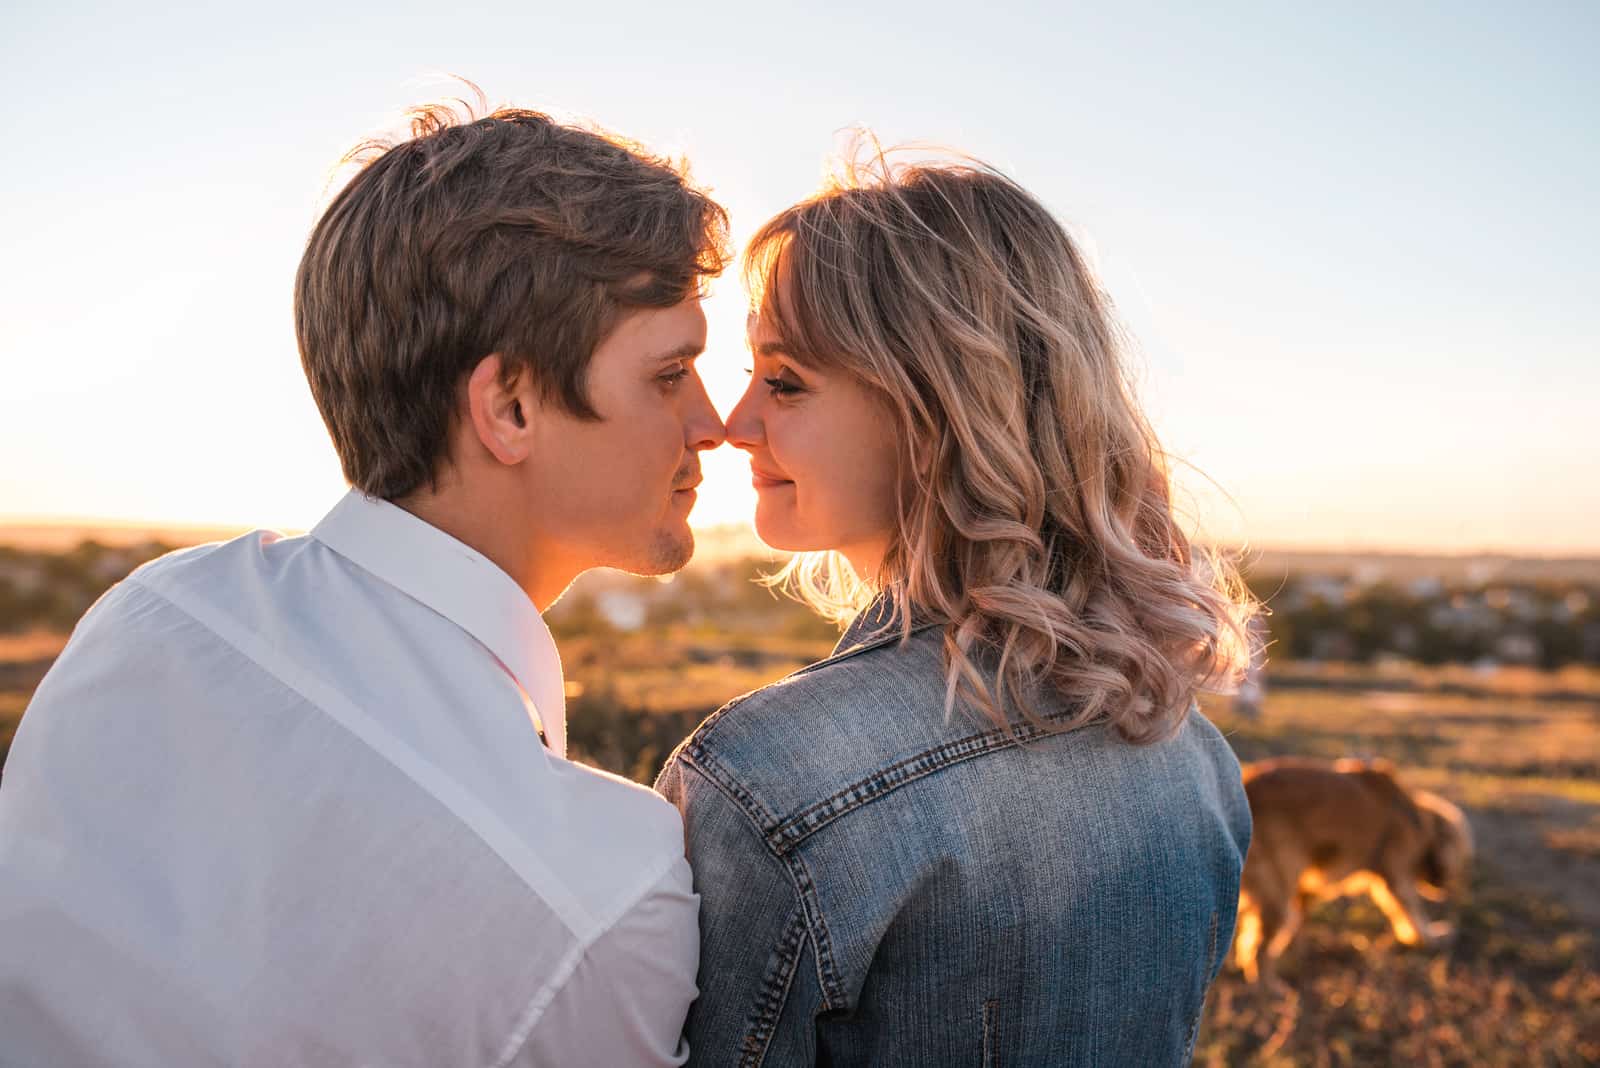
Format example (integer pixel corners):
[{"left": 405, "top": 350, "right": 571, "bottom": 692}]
[{"left": 1413, "top": 790, "right": 1473, "bottom": 901}]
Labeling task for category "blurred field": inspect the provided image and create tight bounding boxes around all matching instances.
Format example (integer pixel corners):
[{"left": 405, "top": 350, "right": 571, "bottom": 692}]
[{"left": 3, "top": 576, "right": 1598, "bottom": 1064}]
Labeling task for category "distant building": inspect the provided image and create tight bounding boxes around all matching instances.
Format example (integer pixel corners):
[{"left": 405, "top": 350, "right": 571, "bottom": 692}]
[
  {"left": 1231, "top": 616, "right": 1270, "bottom": 720},
  {"left": 91, "top": 550, "right": 134, "bottom": 584},
  {"left": 1351, "top": 562, "right": 1386, "bottom": 588},
  {"left": 1389, "top": 624, "right": 1419, "bottom": 654},
  {"left": 1407, "top": 576, "right": 1444, "bottom": 599},
  {"left": 0, "top": 561, "right": 44, "bottom": 597},
  {"left": 1581, "top": 623, "right": 1600, "bottom": 662},
  {"left": 1493, "top": 632, "right": 1540, "bottom": 665},
  {"left": 1300, "top": 575, "right": 1351, "bottom": 605},
  {"left": 596, "top": 590, "right": 647, "bottom": 632},
  {"left": 1309, "top": 631, "right": 1356, "bottom": 661}
]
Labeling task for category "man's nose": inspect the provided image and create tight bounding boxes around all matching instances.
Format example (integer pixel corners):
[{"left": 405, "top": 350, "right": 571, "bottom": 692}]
[{"left": 685, "top": 375, "right": 726, "bottom": 452}]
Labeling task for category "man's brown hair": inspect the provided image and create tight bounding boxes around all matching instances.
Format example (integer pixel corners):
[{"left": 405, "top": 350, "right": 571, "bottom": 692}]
[{"left": 294, "top": 90, "right": 730, "bottom": 499}]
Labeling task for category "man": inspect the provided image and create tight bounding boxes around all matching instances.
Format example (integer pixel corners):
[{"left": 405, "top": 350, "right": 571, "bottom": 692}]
[{"left": 0, "top": 95, "right": 728, "bottom": 1066}]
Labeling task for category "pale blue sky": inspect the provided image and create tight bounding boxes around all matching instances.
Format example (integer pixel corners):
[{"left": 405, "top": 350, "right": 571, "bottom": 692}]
[{"left": 2, "top": 1, "right": 1595, "bottom": 552}]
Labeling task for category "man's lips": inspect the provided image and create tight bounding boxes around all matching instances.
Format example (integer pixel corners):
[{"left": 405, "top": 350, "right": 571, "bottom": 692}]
[{"left": 671, "top": 462, "right": 702, "bottom": 494}]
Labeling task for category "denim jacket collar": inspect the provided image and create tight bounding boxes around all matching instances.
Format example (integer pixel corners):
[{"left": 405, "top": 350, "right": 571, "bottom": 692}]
[{"left": 829, "top": 590, "right": 943, "bottom": 662}]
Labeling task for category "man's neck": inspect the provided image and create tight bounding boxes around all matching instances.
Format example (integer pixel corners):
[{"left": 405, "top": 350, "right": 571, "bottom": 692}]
[{"left": 390, "top": 490, "right": 576, "bottom": 612}]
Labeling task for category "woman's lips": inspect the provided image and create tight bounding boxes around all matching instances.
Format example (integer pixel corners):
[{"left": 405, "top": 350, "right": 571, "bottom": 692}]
[{"left": 751, "top": 468, "right": 793, "bottom": 489}]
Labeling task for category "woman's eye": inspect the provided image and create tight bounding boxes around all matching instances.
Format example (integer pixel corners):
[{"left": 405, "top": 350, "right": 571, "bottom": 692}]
[
  {"left": 764, "top": 375, "right": 804, "bottom": 397},
  {"left": 746, "top": 363, "right": 804, "bottom": 396}
]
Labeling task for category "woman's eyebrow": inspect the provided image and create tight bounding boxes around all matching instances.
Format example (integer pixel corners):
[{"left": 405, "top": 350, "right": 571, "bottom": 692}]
[{"left": 753, "top": 342, "right": 792, "bottom": 358}]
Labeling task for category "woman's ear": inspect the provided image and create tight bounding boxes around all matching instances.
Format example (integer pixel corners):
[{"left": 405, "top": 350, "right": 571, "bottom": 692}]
[{"left": 465, "top": 354, "right": 533, "bottom": 465}]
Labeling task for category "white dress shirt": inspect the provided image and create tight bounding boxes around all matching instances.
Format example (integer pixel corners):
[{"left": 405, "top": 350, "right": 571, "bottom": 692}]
[{"left": 0, "top": 490, "right": 698, "bottom": 1067}]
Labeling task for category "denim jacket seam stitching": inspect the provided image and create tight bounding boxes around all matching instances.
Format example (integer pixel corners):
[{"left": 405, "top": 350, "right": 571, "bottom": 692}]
[
  {"left": 736, "top": 902, "right": 809, "bottom": 1068},
  {"left": 674, "top": 758, "right": 838, "bottom": 1054},
  {"left": 780, "top": 846, "right": 848, "bottom": 1010},
  {"left": 769, "top": 722, "right": 1063, "bottom": 852},
  {"left": 771, "top": 735, "right": 999, "bottom": 849},
  {"left": 677, "top": 750, "right": 782, "bottom": 836},
  {"left": 676, "top": 753, "right": 848, "bottom": 1011}
]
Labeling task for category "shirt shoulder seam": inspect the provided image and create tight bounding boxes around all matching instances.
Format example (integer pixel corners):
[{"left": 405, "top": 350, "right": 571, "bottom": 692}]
[{"left": 490, "top": 849, "right": 692, "bottom": 1068}]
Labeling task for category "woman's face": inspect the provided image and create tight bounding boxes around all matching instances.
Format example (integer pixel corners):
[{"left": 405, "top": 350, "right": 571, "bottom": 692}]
[{"left": 724, "top": 310, "right": 901, "bottom": 575}]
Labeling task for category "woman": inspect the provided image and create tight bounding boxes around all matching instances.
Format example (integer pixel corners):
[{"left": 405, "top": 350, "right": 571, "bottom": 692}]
[{"left": 656, "top": 150, "right": 1255, "bottom": 1067}]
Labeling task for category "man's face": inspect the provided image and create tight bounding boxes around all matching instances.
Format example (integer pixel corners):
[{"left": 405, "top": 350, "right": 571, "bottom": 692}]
[{"left": 525, "top": 298, "right": 724, "bottom": 577}]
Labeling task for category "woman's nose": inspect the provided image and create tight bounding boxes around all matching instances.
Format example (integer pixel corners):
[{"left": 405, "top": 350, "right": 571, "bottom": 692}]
[{"left": 723, "top": 384, "right": 765, "bottom": 452}]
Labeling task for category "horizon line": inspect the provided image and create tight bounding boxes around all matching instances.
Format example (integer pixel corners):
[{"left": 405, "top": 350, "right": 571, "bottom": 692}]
[{"left": 1, "top": 512, "right": 1596, "bottom": 562}]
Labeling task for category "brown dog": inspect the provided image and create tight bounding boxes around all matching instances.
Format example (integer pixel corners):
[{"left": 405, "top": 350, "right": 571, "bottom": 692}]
[{"left": 1232, "top": 757, "right": 1473, "bottom": 985}]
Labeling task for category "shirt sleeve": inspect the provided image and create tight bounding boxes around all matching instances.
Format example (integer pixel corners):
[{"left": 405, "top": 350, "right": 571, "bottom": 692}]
[
  {"left": 656, "top": 757, "right": 823, "bottom": 1068},
  {"left": 507, "top": 853, "right": 700, "bottom": 1067}
]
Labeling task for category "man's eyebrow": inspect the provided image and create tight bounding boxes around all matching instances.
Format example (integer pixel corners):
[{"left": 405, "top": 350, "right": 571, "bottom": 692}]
[{"left": 652, "top": 342, "right": 705, "bottom": 362}]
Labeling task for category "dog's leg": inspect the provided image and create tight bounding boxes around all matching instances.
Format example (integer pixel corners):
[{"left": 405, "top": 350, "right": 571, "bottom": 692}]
[
  {"left": 1263, "top": 895, "right": 1301, "bottom": 962},
  {"left": 1395, "top": 875, "right": 1454, "bottom": 942},
  {"left": 1255, "top": 894, "right": 1298, "bottom": 987},
  {"left": 1234, "top": 892, "right": 1264, "bottom": 983},
  {"left": 1367, "top": 874, "right": 1437, "bottom": 946}
]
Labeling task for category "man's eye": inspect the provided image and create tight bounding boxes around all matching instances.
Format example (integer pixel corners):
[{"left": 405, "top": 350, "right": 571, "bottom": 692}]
[{"left": 659, "top": 367, "right": 690, "bottom": 387}]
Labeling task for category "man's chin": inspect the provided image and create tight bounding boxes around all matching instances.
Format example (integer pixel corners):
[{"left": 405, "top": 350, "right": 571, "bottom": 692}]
[{"left": 618, "top": 523, "right": 694, "bottom": 577}]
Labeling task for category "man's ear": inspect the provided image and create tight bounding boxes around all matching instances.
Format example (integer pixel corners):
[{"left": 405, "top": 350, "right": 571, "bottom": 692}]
[{"left": 465, "top": 354, "right": 533, "bottom": 466}]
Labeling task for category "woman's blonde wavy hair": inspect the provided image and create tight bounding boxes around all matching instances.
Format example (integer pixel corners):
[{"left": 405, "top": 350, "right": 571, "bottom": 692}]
[{"left": 747, "top": 145, "right": 1257, "bottom": 744}]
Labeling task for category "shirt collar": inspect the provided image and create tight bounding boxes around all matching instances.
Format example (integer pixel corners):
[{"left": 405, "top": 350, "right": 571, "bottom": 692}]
[{"left": 310, "top": 489, "right": 567, "bottom": 757}]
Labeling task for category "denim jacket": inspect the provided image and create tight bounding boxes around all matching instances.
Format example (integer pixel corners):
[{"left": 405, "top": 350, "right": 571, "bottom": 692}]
[{"left": 656, "top": 602, "right": 1251, "bottom": 1067}]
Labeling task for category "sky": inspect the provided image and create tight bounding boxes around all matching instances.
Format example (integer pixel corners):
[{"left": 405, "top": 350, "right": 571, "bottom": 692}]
[{"left": 2, "top": 1, "right": 1596, "bottom": 554}]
